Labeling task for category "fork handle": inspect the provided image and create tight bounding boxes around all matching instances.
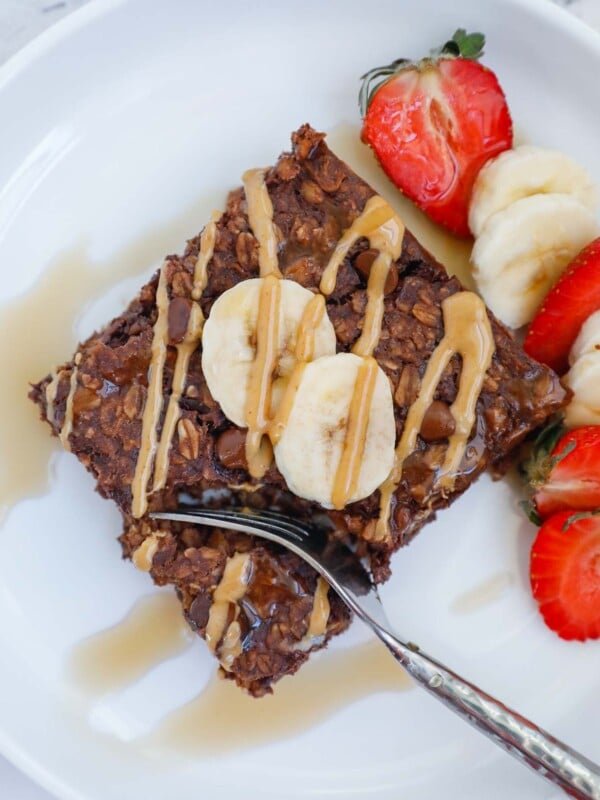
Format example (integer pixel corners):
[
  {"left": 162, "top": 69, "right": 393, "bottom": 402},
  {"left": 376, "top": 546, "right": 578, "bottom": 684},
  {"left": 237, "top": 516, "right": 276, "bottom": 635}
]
[{"left": 375, "top": 627, "right": 600, "bottom": 799}]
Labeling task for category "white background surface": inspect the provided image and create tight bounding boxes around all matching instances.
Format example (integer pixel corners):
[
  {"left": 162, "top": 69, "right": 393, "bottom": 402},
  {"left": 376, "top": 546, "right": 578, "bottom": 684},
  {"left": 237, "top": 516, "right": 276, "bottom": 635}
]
[{"left": 0, "top": 0, "right": 599, "bottom": 798}]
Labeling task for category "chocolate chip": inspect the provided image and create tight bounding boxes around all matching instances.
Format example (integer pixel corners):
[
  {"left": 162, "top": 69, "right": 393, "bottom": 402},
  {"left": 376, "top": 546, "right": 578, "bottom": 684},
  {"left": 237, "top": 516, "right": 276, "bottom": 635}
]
[
  {"left": 354, "top": 248, "right": 398, "bottom": 294},
  {"left": 420, "top": 400, "right": 456, "bottom": 442},
  {"left": 216, "top": 427, "right": 248, "bottom": 470},
  {"left": 168, "top": 296, "right": 192, "bottom": 344},
  {"left": 188, "top": 594, "right": 211, "bottom": 630},
  {"left": 354, "top": 248, "right": 377, "bottom": 278}
]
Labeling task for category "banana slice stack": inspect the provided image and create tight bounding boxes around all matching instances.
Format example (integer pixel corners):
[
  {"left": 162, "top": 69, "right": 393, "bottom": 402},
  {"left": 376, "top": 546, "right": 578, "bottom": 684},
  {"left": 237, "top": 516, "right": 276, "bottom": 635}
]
[
  {"left": 565, "top": 310, "right": 600, "bottom": 427},
  {"left": 202, "top": 279, "right": 396, "bottom": 508},
  {"left": 470, "top": 145, "right": 598, "bottom": 328}
]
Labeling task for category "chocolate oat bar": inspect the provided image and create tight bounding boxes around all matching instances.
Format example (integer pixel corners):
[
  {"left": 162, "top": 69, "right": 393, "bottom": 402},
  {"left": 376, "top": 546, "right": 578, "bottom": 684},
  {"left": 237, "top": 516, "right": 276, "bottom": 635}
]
[{"left": 31, "top": 125, "right": 566, "bottom": 695}]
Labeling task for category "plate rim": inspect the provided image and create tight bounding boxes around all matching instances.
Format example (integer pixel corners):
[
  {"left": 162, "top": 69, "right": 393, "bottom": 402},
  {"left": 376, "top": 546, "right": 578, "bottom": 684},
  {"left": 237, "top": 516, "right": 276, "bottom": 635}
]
[{"left": 1, "top": 0, "right": 599, "bottom": 798}]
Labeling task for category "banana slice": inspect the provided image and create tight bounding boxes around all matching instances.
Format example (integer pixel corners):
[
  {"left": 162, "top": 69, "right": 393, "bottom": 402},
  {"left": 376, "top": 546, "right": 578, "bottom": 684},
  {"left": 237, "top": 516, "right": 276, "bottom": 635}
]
[
  {"left": 273, "top": 353, "right": 395, "bottom": 509},
  {"left": 469, "top": 145, "right": 597, "bottom": 237},
  {"left": 471, "top": 194, "right": 598, "bottom": 328},
  {"left": 569, "top": 309, "right": 600, "bottom": 365},
  {"left": 565, "top": 353, "right": 600, "bottom": 427},
  {"left": 202, "top": 278, "right": 336, "bottom": 427},
  {"left": 564, "top": 310, "right": 600, "bottom": 427}
]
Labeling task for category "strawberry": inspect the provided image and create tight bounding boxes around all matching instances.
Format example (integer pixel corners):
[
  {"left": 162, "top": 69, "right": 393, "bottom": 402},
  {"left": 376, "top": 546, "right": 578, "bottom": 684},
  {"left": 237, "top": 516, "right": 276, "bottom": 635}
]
[
  {"left": 359, "top": 29, "right": 513, "bottom": 237},
  {"left": 525, "top": 425, "right": 600, "bottom": 520},
  {"left": 524, "top": 237, "right": 600, "bottom": 375},
  {"left": 530, "top": 510, "right": 600, "bottom": 641}
]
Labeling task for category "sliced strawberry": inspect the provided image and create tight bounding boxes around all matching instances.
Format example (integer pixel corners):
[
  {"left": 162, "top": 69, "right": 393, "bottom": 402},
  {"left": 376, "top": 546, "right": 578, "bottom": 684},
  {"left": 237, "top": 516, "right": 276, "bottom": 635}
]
[
  {"left": 524, "top": 237, "right": 600, "bottom": 375},
  {"left": 530, "top": 511, "right": 600, "bottom": 641},
  {"left": 532, "top": 426, "right": 600, "bottom": 519},
  {"left": 360, "top": 29, "right": 513, "bottom": 237}
]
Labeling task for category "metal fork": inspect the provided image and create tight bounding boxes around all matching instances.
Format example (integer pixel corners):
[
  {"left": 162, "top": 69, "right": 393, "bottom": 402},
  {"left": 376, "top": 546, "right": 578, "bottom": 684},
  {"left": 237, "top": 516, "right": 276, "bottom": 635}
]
[{"left": 152, "top": 506, "right": 600, "bottom": 799}]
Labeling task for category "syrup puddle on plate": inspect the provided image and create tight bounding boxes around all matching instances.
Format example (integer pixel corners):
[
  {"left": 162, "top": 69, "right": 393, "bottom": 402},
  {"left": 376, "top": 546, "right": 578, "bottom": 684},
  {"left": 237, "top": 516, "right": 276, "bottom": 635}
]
[
  {"left": 0, "top": 197, "right": 215, "bottom": 522},
  {"left": 450, "top": 571, "right": 514, "bottom": 615},
  {"left": 68, "top": 593, "right": 194, "bottom": 694},
  {"left": 68, "top": 593, "right": 413, "bottom": 754}
]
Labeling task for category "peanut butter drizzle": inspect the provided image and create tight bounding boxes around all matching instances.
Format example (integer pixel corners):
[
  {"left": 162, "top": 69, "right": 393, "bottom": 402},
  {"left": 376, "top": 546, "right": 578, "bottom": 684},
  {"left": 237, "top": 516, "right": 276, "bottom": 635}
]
[
  {"left": 293, "top": 576, "right": 331, "bottom": 652},
  {"left": 306, "top": 577, "right": 330, "bottom": 639},
  {"left": 59, "top": 353, "right": 81, "bottom": 451},
  {"left": 264, "top": 297, "right": 324, "bottom": 446},
  {"left": 331, "top": 357, "right": 379, "bottom": 511},
  {"left": 242, "top": 168, "right": 282, "bottom": 278},
  {"left": 44, "top": 371, "right": 60, "bottom": 427},
  {"left": 150, "top": 211, "right": 221, "bottom": 494},
  {"left": 376, "top": 291, "right": 495, "bottom": 540},
  {"left": 192, "top": 210, "right": 221, "bottom": 301},
  {"left": 244, "top": 275, "right": 281, "bottom": 477},
  {"left": 151, "top": 304, "right": 204, "bottom": 493},
  {"left": 295, "top": 294, "right": 325, "bottom": 362},
  {"left": 205, "top": 553, "right": 252, "bottom": 670},
  {"left": 320, "top": 196, "right": 405, "bottom": 356},
  {"left": 268, "top": 362, "right": 306, "bottom": 446},
  {"left": 131, "top": 264, "right": 170, "bottom": 518},
  {"left": 132, "top": 533, "right": 161, "bottom": 572}
]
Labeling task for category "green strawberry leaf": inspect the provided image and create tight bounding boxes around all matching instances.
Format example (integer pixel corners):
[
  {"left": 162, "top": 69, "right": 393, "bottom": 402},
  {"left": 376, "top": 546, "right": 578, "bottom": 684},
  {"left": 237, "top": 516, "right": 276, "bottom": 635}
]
[{"left": 520, "top": 415, "right": 567, "bottom": 488}]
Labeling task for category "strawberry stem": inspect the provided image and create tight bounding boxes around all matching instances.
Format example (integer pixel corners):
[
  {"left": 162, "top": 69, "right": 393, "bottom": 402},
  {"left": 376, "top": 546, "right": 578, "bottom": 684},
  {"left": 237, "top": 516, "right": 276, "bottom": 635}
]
[{"left": 431, "top": 29, "right": 485, "bottom": 60}]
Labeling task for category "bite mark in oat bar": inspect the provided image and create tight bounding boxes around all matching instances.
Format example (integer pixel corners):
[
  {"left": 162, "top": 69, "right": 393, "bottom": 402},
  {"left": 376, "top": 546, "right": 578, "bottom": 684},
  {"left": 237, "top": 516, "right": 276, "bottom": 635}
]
[{"left": 30, "top": 124, "right": 567, "bottom": 696}]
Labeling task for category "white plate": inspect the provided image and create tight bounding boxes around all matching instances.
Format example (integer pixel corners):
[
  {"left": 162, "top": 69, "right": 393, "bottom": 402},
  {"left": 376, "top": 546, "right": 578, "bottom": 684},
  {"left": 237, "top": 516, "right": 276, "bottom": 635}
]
[{"left": 1, "top": 1, "right": 599, "bottom": 798}]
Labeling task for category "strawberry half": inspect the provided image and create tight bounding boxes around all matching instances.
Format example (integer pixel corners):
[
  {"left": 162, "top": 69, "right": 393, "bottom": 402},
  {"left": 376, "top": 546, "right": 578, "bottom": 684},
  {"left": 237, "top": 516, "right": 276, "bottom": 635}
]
[
  {"left": 524, "top": 237, "right": 600, "bottom": 375},
  {"left": 360, "top": 29, "right": 513, "bottom": 237},
  {"left": 527, "top": 425, "right": 600, "bottom": 520},
  {"left": 530, "top": 511, "right": 600, "bottom": 641}
]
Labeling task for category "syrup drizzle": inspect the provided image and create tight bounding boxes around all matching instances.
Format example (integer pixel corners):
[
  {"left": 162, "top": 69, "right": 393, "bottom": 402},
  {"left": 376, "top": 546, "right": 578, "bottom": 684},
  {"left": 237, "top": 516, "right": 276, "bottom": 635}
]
[{"left": 376, "top": 291, "right": 495, "bottom": 540}]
